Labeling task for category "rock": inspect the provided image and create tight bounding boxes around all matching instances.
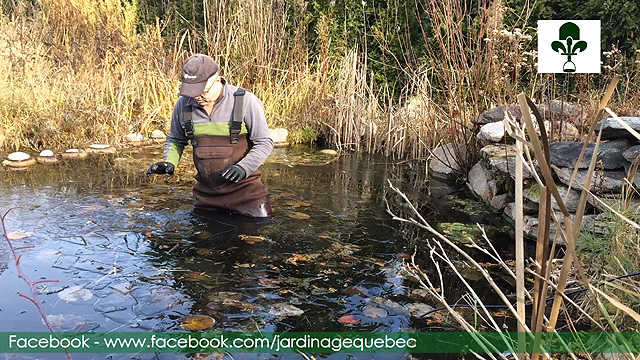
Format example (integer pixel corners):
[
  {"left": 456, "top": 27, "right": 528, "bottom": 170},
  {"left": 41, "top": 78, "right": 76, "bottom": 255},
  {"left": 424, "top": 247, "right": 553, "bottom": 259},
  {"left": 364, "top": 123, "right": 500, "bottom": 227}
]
[
  {"left": 549, "top": 140, "right": 631, "bottom": 170},
  {"left": 320, "top": 149, "right": 338, "bottom": 156},
  {"left": 504, "top": 203, "right": 602, "bottom": 243},
  {"left": 490, "top": 194, "right": 511, "bottom": 211},
  {"left": 37, "top": 150, "right": 59, "bottom": 164},
  {"left": 7, "top": 152, "right": 31, "bottom": 161},
  {"left": 151, "top": 130, "right": 166, "bottom": 139},
  {"left": 504, "top": 200, "right": 539, "bottom": 217},
  {"left": 477, "top": 121, "right": 505, "bottom": 142},
  {"left": 535, "top": 120, "right": 580, "bottom": 140},
  {"left": 124, "top": 133, "right": 145, "bottom": 143},
  {"left": 623, "top": 145, "right": 640, "bottom": 162},
  {"left": 480, "top": 144, "right": 517, "bottom": 160},
  {"left": 480, "top": 144, "right": 534, "bottom": 179},
  {"left": 473, "top": 105, "right": 521, "bottom": 125},
  {"left": 270, "top": 128, "right": 289, "bottom": 144},
  {"left": 86, "top": 144, "right": 115, "bottom": 154},
  {"left": 551, "top": 165, "right": 639, "bottom": 193},
  {"left": 595, "top": 117, "right": 640, "bottom": 140},
  {"left": 429, "top": 143, "right": 466, "bottom": 179},
  {"left": 467, "top": 162, "right": 497, "bottom": 202},
  {"left": 427, "top": 178, "right": 460, "bottom": 198},
  {"left": 61, "top": 149, "right": 88, "bottom": 159},
  {"left": 3, "top": 152, "right": 36, "bottom": 168},
  {"left": 538, "top": 100, "right": 580, "bottom": 120},
  {"left": 523, "top": 184, "right": 582, "bottom": 213}
]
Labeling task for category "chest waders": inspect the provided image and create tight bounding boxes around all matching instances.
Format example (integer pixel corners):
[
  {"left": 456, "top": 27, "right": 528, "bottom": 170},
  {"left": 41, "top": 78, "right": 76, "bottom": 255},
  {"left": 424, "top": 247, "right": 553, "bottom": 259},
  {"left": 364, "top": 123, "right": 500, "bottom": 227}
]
[{"left": 183, "top": 89, "right": 272, "bottom": 218}]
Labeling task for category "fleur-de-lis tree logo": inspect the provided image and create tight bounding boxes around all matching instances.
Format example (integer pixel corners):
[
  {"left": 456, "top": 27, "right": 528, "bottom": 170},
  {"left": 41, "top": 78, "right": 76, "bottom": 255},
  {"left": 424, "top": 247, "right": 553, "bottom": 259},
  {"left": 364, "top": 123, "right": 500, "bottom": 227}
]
[{"left": 551, "top": 22, "right": 587, "bottom": 73}]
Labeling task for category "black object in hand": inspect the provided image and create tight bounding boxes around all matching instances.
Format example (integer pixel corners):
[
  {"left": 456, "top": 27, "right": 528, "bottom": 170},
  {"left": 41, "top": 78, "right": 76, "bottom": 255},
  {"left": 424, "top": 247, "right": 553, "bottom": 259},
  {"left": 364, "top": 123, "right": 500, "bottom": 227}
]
[
  {"left": 147, "top": 161, "right": 175, "bottom": 175},
  {"left": 221, "top": 165, "right": 246, "bottom": 182}
]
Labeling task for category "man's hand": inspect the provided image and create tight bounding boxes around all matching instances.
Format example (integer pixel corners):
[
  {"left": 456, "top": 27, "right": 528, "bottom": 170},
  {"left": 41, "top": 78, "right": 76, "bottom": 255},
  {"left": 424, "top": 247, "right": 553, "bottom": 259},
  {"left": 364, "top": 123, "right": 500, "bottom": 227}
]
[
  {"left": 147, "top": 161, "right": 175, "bottom": 175},
  {"left": 221, "top": 165, "right": 246, "bottom": 183}
]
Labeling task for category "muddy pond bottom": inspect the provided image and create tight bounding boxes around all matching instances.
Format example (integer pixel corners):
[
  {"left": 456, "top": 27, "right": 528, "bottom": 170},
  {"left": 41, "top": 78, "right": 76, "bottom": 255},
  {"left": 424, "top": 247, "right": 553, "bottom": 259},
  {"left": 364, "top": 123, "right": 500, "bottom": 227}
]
[{"left": 0, "top": 145, "right": 514, "bottom": 360}]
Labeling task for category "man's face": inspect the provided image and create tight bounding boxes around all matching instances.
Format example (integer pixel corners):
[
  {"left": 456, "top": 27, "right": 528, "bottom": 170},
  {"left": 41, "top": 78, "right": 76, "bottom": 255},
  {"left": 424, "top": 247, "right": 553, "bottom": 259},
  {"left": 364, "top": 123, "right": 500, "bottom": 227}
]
[{"left": 195, "top": 74, "right": 223, "bottom": 106}]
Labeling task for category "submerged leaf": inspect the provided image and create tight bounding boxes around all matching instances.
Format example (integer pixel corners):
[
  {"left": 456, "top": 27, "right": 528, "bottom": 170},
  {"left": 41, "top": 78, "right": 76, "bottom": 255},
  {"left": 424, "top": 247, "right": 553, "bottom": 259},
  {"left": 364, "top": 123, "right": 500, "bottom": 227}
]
[
  {"left": 238, "top": 234, "right": 266, "bottom": 244},
  {"left": 180, "top": 315, "right": 215, "bottom": 331},
  {"left": 338, "top": 314, "right": 360, "bottom": 324},
  {"left": 181, "top": 272, "right": 209, "bottom": 282},
  {"left": 269, "top": 303, "right": 304, "bottom": 317},
  {"left": 287, "top": 212, "right": 310, "bottom": 220},
  {"left": 285, "top": 200, "right": 312, "bottom": 207},
  {"left": 406, "top": 303, "right": 435, "bottom": 318},
  {"left": 362, "top": 305, "right": 388, "bottom": 319}
]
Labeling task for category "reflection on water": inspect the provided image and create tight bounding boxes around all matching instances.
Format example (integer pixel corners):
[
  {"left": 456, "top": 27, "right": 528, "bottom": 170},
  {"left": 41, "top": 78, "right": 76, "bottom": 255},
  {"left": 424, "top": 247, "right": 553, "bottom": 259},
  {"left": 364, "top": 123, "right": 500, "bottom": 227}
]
[{"left": 0, "top": 145, "right": 512, "bottom": 360}]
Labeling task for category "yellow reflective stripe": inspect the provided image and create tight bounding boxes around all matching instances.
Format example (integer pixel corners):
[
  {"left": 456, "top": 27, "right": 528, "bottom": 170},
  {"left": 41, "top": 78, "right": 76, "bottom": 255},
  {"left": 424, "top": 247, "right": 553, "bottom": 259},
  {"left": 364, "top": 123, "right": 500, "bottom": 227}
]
[
  {"left": 166, "top": 142, "right": 183, "bottom": 166},
  {"left": 193, "top": 122, "right": 247, "bottom": 136}
]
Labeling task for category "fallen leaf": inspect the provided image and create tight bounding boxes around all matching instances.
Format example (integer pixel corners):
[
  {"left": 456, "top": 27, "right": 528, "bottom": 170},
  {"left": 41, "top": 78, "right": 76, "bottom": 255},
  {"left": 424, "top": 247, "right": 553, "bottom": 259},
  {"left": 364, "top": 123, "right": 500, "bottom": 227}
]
[
  {"left": 338, "top": 314, "right": 360, "bottom": 324},
  {"left": 269, "top": 303, "right": 304, "bottom": 317},
  {"left": 182, "top": 272, "right": 209, "bottom": 282},
  {"left": 285, "top": 200, "right": 312, "bottom": 207},
  {"left": 363, "top": 305, "right": 389, "bottom": 319},
  {"left": 208, "top": 292, "right": 244, "bottom": 303},
  {"left": 196, "top": 248, "right": 215, "bottom": 256},
  {"left": 320, "top": 269, "right": 337, "bottom": 275},
  {"left": 258, "top": 277, "right": 282, "bottom": 287},
  {"left": 406, "top": 303, "right": 435, "bottom": 318},
  {"left": 180, "top": 315, "right": 215, "bottom": 331},
  {"left": 286, "top": 253, "right": 313, "bottom": 266},
  {"left": 238, "top": 234, "right": 266, "bottom": 245},
  {"left": 58, "top": 285, "right": 93, "bottom": 302},
  {"left": 342, "top": 286, "right": 367, "bottom": 296},
  {"left": 287, "top": 212, "right": 310, "bottom": 220},
  {"left": 7, "top": 230, "right": 34, "bottom": 240}
]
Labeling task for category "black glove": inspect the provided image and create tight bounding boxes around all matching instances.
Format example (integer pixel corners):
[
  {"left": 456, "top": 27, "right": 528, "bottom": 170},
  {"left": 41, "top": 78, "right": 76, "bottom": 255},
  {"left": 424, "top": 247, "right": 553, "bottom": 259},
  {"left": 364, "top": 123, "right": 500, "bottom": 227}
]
[
  {"left": 146, "top": 161, "right": 175, "bottom": 175},
  {"left": 221, "top": 165, "right": 246, "bottom": 183}
]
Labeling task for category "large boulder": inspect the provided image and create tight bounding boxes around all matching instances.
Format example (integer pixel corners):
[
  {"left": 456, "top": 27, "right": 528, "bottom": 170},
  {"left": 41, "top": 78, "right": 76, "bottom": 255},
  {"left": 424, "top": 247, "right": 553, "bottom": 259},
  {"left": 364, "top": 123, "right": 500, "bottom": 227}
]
[
  {"left": 595, "top": 117, "right": 640, "bottom": 140},
  {"left": 552, "top": 165, "right": 639, "bottom": 193},
  {"left": 504, "top": 202, "right": 604, "bottom": 243},
  {"left": 623, "top": 145, "right": 640, "bottom": 163},
  {"left": 429, "top": 143, "right": 467, "bottom": 179},
  {"left": 538, "top": 100, "right": 580, "bottom": 120},
  {"left": 523, "top": 184, "right": 582, "bottom": 213},
  {"left": 549, "top": 140, "right": 631, "bottom": 170},
  {"left": 477, "top": 121, "right": 505, "bottom": 142},
  {"left": 467, "top": 162, "right": 497, "bottom": 202},
  {"left": 480, "top": 144, "right": 535, "bottom": 179},
  {"left": 473, "top": 105, "right": 522, "bottom": 125}
]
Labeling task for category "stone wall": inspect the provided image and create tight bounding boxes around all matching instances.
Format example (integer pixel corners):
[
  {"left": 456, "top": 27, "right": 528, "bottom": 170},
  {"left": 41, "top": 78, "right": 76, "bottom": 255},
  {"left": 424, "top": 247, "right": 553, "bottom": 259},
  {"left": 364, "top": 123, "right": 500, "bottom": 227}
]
[{"left": 429, "top": 102, "right": 640, "bottom": 241}]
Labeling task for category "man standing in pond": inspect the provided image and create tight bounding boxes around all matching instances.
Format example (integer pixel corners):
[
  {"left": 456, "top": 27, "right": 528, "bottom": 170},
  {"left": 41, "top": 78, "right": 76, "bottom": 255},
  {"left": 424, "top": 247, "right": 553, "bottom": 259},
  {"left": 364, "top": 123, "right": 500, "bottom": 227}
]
[{"left": 147, "top": 54, "right": 273, "bottom": 218}]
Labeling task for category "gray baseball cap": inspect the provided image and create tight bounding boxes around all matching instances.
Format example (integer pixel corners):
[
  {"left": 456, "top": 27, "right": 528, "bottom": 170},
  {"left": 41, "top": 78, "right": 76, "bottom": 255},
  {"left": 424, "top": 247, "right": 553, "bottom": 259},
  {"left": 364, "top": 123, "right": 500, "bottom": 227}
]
[{"left": 179, "top": 54, "right": 219, "bottom": 97}]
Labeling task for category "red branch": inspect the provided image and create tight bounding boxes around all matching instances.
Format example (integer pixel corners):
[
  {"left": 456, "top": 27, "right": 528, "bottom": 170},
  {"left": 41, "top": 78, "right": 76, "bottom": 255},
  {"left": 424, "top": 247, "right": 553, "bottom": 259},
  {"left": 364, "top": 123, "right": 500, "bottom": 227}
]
[{"left": 2, "top": 208, "right": 73, "bottom": 360}]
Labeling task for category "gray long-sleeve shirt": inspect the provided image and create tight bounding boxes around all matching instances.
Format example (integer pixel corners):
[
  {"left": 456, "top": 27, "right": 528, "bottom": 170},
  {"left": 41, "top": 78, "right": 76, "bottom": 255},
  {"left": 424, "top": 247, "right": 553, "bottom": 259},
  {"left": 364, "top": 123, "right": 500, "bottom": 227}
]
[{"left": 162, "top": 81, "right": 273, "bottom": 177}]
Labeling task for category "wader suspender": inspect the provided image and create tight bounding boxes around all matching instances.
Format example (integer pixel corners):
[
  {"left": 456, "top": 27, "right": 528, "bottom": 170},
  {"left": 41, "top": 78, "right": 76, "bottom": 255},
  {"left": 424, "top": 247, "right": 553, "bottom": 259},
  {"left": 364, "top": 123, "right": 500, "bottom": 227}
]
[
  {"left": 182, "top": 88, "right": 246, "bottom": 145},
  {"left": 183, "top": 103, "right": 196, "bottom": 145},
  {"left": 230, "top": 88, "right": 245, "bottom": 144}
]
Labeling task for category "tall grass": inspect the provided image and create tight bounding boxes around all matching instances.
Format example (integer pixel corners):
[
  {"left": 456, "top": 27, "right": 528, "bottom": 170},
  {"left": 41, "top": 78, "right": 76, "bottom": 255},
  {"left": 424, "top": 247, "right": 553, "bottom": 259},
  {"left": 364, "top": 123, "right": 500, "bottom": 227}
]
[
  {"left": 0, "top": 0, "right": 178, "bottom": 151},
  {"left": 1, "top": 0, "right": 639, "bottom": 160}
]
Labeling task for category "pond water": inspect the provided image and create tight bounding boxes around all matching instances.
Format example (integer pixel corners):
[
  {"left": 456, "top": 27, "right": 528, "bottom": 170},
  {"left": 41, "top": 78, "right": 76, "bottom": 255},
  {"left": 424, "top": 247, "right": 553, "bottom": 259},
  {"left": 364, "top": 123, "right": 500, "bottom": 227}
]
[{"left": 0, "top": 145, "right": 516, "bottom": 360}]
